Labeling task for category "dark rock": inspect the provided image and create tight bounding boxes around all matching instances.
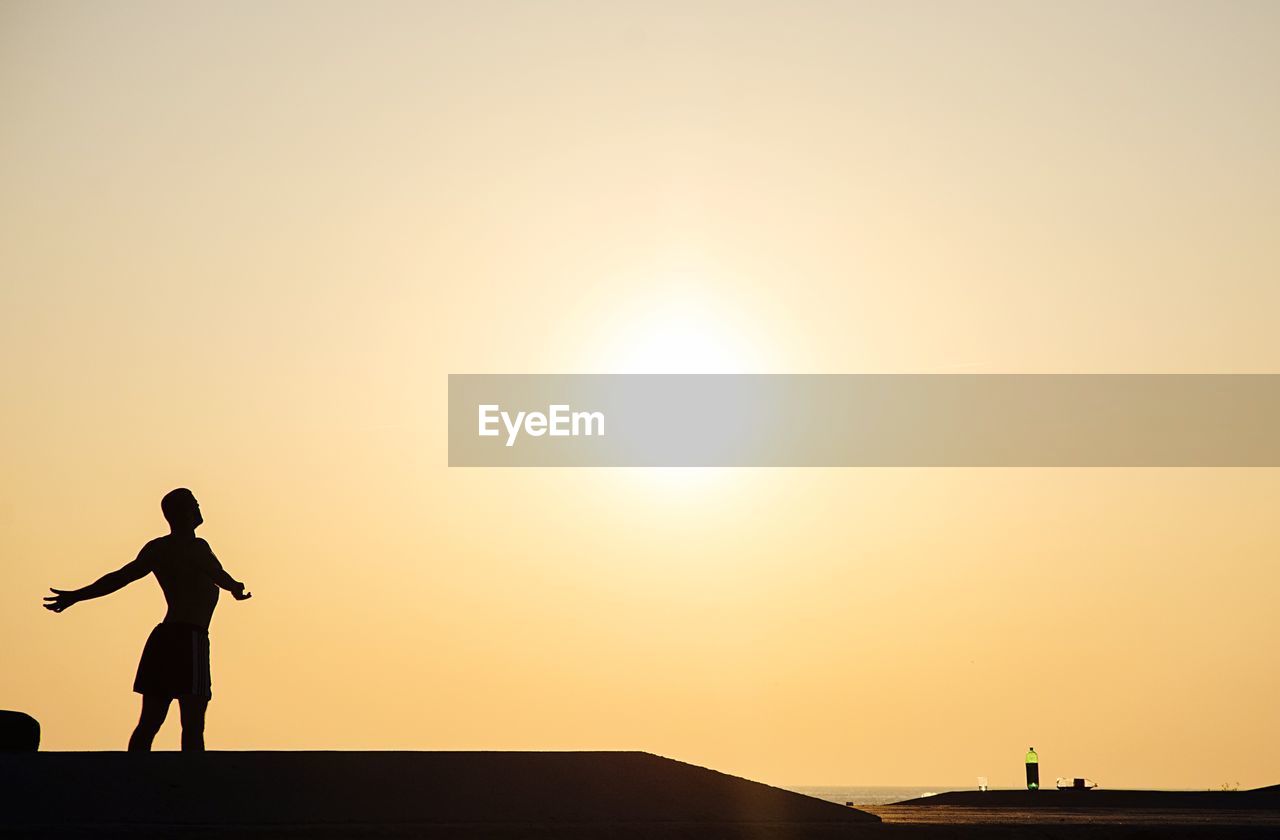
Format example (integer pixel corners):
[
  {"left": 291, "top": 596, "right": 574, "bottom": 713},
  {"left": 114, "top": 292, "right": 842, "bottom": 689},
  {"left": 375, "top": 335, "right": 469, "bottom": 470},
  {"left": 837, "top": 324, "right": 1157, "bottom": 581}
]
[
  {"left": 0, "top": 711, "right": 39, "bottom": 751},
  {"left": 0, "top": 751, "right": 878, "bottom": 833}
]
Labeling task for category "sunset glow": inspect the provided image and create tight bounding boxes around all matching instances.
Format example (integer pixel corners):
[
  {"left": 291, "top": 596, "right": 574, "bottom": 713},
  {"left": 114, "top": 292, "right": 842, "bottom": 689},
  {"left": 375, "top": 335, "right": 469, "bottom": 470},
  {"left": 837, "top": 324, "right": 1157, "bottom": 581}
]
[{"left": 2, "top": 1, "right": 1278, "bottom": 793}]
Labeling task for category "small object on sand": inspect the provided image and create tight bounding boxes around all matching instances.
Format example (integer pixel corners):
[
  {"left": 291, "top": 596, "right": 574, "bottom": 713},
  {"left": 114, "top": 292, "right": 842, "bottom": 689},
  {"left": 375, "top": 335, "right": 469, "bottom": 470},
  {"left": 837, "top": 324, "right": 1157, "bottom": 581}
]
[
  {"left": 1025, "top": 747, "right": 1039, "bottom": 790},
  {"left": 1056, "top": 777, "right": 1098, "bottom": 791},
  {"left": 0, "top": 711, "right": 40, "bottom": 751}
]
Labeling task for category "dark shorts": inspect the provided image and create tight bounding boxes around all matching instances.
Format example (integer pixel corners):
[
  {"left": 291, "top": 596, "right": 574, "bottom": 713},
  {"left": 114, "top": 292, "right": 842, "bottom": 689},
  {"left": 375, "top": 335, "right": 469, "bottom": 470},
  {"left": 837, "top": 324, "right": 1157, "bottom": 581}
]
[{"left": 133, "top": 622, "right": 212, "bottom": 700}]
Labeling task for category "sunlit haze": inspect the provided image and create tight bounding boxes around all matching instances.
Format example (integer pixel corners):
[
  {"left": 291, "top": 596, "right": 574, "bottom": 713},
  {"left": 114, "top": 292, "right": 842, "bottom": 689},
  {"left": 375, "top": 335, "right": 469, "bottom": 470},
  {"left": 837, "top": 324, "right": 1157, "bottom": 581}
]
[{"left": 2, "top": 1, "right": 1278, "bottom": 790}]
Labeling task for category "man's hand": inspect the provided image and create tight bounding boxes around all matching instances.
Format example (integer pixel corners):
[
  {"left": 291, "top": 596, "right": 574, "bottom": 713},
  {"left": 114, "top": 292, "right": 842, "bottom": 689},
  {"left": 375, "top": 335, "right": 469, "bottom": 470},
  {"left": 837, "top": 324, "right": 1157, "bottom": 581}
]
[
  {"left": 43, "top": 588, "right": 79, "bottom": 613},
  {"left": 231, "top": 584, "right": 252, "bottom": 601}
]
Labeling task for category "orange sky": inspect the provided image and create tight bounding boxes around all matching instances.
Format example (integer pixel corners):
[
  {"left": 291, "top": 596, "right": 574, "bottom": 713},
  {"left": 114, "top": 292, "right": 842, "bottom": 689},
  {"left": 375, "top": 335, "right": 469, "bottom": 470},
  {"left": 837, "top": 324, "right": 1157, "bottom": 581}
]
[{"left": 2, "top": 1, "right": 1278, "bottom": 788}]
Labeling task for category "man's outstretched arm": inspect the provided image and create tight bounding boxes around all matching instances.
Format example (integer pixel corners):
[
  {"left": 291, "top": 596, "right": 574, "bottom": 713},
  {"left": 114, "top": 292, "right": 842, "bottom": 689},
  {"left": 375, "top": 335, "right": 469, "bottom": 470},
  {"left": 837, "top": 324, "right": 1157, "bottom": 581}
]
[
  {"left": 44, "top": 546, "right": 154, "bottom": 613},
  {"left": 196, "top": 539, "right": 252, "bottom": 601}
]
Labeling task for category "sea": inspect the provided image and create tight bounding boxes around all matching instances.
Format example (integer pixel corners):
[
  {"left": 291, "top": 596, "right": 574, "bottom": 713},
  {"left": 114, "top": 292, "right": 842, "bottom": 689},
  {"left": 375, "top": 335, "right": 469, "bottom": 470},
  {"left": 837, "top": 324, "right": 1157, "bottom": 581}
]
[{"left": 783, "top": 786, "right": 966, "bottom": 807}]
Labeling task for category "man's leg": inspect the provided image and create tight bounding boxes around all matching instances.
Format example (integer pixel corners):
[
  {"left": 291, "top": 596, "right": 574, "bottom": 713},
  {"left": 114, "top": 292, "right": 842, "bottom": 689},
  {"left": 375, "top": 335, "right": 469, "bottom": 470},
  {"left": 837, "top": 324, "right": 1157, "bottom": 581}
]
[
  {"left": 178, "top": 697, "right": 208, "bottom": 752},
  {"left": 128, "top": 694, "right": 170, "bottom": 752}
]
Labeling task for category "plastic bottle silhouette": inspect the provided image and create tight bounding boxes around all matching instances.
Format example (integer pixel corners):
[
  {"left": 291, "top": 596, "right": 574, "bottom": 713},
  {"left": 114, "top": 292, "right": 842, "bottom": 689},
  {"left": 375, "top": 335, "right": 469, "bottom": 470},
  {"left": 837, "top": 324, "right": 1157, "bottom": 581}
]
[{"left": 1025, "top": 747, "right": 1039, "bottom": 790}]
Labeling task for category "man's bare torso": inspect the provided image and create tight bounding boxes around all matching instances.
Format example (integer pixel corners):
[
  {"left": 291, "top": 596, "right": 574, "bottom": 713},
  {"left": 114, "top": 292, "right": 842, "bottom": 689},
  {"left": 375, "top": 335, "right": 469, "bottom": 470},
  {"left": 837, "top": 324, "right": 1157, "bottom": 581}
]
[{"left": 145, "top": 535, "right": 221, "bottom": 630}]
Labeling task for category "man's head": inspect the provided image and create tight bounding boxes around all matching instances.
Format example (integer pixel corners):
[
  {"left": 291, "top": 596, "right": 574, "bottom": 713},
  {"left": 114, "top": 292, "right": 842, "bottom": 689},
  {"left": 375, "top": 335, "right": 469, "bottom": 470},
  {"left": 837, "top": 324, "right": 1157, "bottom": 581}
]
[{"left": 161, "top": 488, "right": 203, "bottom": 530}]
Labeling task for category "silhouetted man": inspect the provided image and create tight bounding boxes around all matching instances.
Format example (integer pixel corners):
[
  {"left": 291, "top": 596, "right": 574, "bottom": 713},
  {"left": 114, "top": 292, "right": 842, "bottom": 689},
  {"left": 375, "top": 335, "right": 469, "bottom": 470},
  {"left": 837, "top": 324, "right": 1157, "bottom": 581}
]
[{"left": 44, "top": 488, "right": 251, "bottom": 751}]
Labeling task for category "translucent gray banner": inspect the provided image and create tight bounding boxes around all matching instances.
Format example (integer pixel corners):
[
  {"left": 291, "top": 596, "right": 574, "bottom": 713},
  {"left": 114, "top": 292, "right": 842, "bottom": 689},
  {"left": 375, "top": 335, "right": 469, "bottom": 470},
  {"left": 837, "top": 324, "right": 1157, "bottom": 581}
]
[{"left": 448, "top": 375, "right": 1280, "bottom": 467}]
